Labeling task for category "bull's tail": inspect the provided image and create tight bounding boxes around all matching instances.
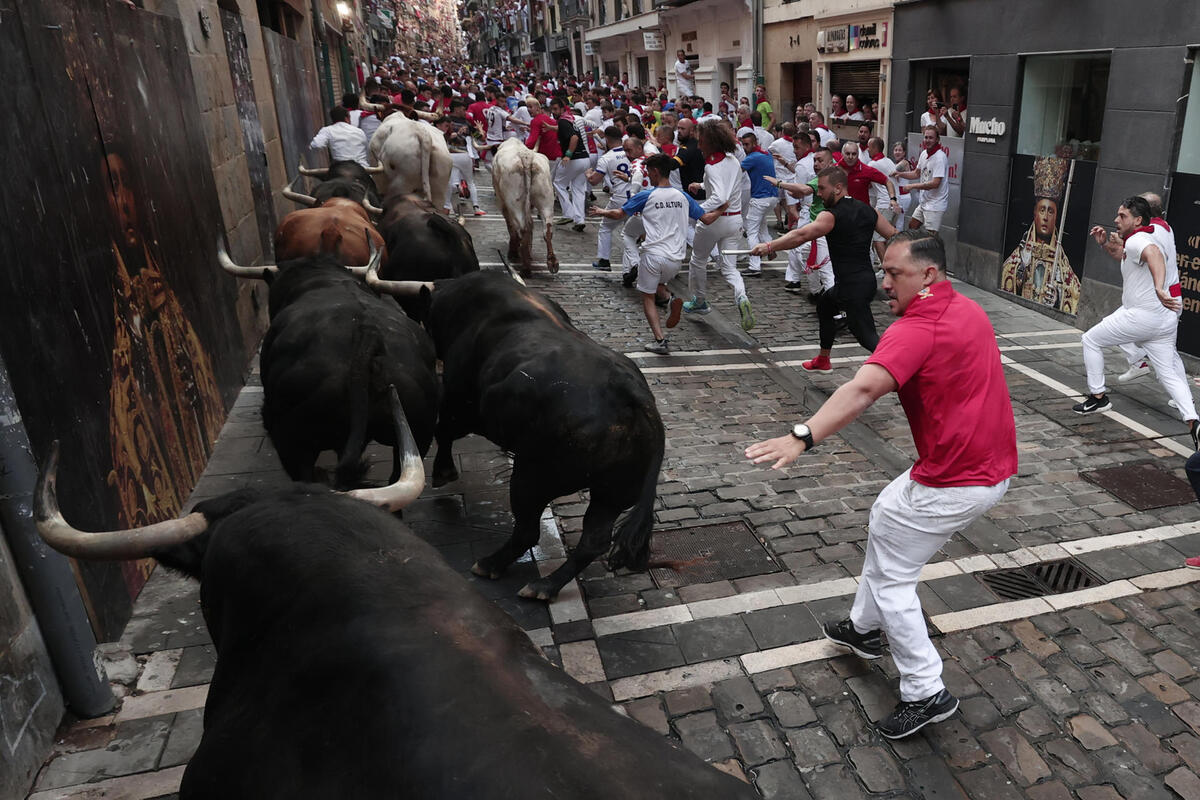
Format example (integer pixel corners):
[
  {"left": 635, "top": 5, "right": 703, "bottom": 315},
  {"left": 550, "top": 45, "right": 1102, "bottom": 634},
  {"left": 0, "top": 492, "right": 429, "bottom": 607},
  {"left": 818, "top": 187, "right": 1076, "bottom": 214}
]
[
  {"left": 419, "top": 127, "right": 432, "bottom": 203},
  {"left": 335, "top": 323, "right": 375, "bottom": 488},
  {"left": 606, "top": 426, "right": 664, "bottom": 573}
]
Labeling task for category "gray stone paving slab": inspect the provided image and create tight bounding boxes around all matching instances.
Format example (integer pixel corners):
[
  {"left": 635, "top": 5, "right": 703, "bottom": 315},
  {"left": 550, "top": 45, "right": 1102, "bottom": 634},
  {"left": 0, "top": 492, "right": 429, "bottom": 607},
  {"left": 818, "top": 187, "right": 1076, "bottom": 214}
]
[
  {"left": 35, "top": 717, "right": 170, "bottom": 790},
  {"left": 594, "top": 626, "right": 684, "bottom": 679}
]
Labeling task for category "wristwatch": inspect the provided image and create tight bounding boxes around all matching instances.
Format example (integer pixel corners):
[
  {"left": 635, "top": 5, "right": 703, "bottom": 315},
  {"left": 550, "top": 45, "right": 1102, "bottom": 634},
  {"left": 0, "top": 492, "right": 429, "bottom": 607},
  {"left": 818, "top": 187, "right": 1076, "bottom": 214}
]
[{"left": 791, "top": 423, "right": 815, "bottom": 451}]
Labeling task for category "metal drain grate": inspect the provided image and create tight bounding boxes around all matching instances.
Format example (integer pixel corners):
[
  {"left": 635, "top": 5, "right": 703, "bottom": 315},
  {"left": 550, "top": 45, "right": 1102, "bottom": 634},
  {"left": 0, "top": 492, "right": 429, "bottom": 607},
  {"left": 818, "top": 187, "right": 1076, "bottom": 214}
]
[
  {"left": 648, "top": 521, "right": 780, "bottom": 588},
  {"left": 1081, "top": 461, "right": 1197, "bottom": 510},
  {"left": 978, "top": 558, "right": 1104, "bottom": 600}
]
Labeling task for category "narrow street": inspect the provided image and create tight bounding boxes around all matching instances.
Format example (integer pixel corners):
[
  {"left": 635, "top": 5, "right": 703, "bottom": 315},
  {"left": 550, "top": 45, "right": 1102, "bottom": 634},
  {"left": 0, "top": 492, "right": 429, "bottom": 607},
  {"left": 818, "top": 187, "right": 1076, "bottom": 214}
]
[{"left": 27, "top": 167, "right": 1200, "bottom": 800}]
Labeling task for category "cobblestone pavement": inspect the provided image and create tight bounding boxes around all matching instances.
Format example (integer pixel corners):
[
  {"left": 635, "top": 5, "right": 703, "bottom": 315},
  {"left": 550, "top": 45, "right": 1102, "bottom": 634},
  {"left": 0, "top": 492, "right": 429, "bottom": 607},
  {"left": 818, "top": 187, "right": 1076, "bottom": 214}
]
[{"left": 28, "top": 169, "right": 1200, "bottom": 799}]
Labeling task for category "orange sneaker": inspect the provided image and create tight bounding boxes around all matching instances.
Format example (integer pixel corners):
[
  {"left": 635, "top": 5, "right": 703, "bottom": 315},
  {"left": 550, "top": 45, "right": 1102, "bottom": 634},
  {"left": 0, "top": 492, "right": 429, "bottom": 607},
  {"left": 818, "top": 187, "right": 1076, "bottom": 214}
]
[{"left": 802, "top": 355, "right": 832, "bottom": 372}]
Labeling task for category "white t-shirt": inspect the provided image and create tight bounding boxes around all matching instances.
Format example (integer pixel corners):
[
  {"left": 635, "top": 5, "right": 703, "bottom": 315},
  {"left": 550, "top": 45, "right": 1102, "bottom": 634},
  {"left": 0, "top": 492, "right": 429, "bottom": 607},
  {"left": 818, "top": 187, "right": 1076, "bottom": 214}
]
[
  {"left": 768, "top": 137, "right": 796, "bottom": 182},
  {"left": 1152, "top": 221, "right": 1178, "bottom": 271},
  {"left": 309, "top": 122, "right": 370, "bottom": 167},
  {"left": 701, "top": 153, "right": 744, "bottom": 214},
  {"left": 920, "top": 111, "right": 938, "bottom": 130},
  {"left": 595, "top": 146, "right": 634, "bottom": 201},
  {"left": 942, "top": 107, "right": 965, "bottom": 138},
  {"left": 1123, "top": 231, "right": 1178, "bottom": 314},
  {"left": 844, "top": 110, "right": 864, "bottom": 121},
  {"left": 674, "top": 59, "right": 695, "bottom": 98},
  {"left": 623, "top": 186, "right": 705, "bottom": 262},
  {"left": 815, "top": 126, "right": 838, "bottom": 147},
  {"left": 868, "top": 155, "right": 898, "bottom": 211},
  {"left": 753, "top": 126, "right": 774, "bottom": 151},
  {"left": 483, "top": 103, "right": 512, "bottom": 143},
  {"left": 793, "top": 152, "right": 816, "bottom": 219},
  {"left": 915, "top": 147, "right": 950, "bottom": 212}
]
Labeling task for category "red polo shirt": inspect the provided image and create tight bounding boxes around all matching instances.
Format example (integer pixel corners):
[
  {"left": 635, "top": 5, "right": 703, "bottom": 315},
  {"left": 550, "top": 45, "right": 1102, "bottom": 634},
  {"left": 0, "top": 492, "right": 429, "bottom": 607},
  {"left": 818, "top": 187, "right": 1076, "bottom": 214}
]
[
  {"left": 843, "top": 160, "right": 888, "bottom": 205},
  {"left": 865, "top": 281, "right": 1017, "bottom": 487}
]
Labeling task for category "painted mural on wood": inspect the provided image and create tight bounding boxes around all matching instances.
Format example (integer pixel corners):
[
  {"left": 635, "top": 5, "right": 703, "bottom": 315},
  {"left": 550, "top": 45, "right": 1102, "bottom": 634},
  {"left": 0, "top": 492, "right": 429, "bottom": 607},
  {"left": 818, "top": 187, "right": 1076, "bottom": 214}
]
[{"left": 0, "top": 0, "right": 245, "bottom": 637}]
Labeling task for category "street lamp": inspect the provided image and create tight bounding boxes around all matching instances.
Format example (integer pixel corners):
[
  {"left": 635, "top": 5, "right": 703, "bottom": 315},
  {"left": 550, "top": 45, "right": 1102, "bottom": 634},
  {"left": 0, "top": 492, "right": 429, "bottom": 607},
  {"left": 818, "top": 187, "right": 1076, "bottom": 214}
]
[{"left": 336, "top": 2, "right": 352, "bottom": 18}]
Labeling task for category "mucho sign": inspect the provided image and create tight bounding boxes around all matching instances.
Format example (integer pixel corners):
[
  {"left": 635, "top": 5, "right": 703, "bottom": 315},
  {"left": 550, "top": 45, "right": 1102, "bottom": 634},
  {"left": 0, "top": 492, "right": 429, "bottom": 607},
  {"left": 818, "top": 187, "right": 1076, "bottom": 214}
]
[{"left": 969, "top": 116, "right": 1007, "bottom": 143}]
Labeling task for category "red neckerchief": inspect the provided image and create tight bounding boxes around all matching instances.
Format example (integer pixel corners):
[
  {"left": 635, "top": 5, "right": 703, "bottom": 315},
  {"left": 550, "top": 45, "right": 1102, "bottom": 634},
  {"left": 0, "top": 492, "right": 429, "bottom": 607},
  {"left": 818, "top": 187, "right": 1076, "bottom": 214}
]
[
  {"left": 815, "top": 124, "right": 829, "bottom": 131},
  {"left": 782, "top": 135, "right": 793, "bottom": 142},
  {"left": 1126, "top": 225, "right": 1155, "bottom": 241},
  {"left": 705, "top": 153, "right": 726, "bottom": 165},
  {"left": 925, "top": 143, "right": 941, "bottom": 157},
  {"left": 1152, "top": 217, "right": 1172, "bottom": 232},
  {"left": 870, "top": 152, "right": 886, "bottom": 162}
]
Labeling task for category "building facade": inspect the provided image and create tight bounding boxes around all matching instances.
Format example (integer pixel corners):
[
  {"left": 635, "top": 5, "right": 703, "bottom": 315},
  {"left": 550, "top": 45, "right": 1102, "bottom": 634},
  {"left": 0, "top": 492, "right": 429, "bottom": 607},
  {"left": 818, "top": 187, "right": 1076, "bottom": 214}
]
[{"left": 889, "top": 0, "right": 1200, "bottom": 348}]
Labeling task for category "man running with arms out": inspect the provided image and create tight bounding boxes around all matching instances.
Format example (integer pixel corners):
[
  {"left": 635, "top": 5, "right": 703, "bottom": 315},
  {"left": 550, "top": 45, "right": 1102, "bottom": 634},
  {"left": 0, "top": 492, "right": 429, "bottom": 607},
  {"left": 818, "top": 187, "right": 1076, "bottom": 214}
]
[
  {"left": 752, "top": 166, "right": 897, "bottom": 371},
  {"left": 683, "top": 120, "right": 756, "bottom": 331},
  {"left": 1072, "top": 196, "right": 1199, "bottom": 448},
  {"left": 590, "top": 155, "right": 717, "bottom": 354},
  {"left": 746, "top": 230, "right": 1017, "bottom": 739}
]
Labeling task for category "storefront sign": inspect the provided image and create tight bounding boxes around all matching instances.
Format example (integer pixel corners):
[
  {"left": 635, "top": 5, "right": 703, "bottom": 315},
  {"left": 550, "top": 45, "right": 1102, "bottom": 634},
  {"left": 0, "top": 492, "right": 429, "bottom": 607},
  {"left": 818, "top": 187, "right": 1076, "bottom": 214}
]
[
  {"left": 643, "top": 30, "right": 664, "bottom": 51},
  {"left": 583, "top": 41, "right": 595, "bottom": 56},
  {"left": 998, "top": 155, "right": 1097, "bottom": 317},
  {"left": 819, "top": 26, "right": 848, "bottom": 54},
  {"left": 849, "top": 22, "right": 887, "bottom": 50},
  {"left": 969, "top": 116, "right": 1008, "bottom": 143},
  {"left": 1171, "top": 171, "right": 1200, "bottom": 356}
]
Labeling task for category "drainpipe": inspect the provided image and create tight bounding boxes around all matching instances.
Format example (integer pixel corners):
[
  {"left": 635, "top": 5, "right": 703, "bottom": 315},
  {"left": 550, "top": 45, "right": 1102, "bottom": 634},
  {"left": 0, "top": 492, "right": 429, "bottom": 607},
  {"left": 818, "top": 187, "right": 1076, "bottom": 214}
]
[
  {"left": 0, "top": 353, "right": 114, "bottom": 717},
  {"left": 752, "top": 0, "right": 763, "bottom": 88}
]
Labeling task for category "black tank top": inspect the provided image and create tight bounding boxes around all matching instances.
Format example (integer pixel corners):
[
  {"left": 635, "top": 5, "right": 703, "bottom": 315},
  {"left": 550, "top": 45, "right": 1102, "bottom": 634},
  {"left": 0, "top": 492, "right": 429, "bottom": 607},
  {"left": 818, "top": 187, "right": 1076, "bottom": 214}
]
[{"left": 825, "top": 196, "right": 879, "bottom": 283}]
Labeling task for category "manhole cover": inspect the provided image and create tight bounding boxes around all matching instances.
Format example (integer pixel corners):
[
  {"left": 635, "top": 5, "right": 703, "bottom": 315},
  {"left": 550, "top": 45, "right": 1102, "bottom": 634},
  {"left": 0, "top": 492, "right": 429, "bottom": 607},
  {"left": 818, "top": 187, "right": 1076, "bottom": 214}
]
[
  {"left": 978, "top": 558, "right": 1104, "bottom": 600},
  {"left": 1080, "top": 461, "right": 1196, "bottom": 510},
  {"left": 649, "top": 521, "right": 780, "bottom": 588}
]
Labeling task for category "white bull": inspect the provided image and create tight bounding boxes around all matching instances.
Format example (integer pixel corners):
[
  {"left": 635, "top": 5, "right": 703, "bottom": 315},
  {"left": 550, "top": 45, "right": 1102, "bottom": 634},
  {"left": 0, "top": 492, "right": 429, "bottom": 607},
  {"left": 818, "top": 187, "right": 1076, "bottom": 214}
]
[
  {"left": 369, "top": 114, "right": 452, "bottom": 211},
  {"left": 492, "top": 139, "right": 558, "bottom": 277}
]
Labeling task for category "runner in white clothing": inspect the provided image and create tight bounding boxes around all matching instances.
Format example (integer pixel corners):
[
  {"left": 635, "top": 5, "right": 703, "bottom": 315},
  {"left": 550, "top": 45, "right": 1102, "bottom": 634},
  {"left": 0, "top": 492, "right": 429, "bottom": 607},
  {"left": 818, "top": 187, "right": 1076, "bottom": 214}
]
[
  {"left": 1111, "top": 192, "right": 1179, "bottom": 384},
  {"left": 588, "top": 127, "right": 635, "bottom": 274},
  {"left": 1072, "top": 195, "right": 1200, "bottom": 450},
  {"left": 683, "top": 120, "right": 756, "bottom": 331},
  {"left": 894, "top": 127, "right": 949, "bottom": 232},
  {"left": 674, "top": 50, "right": 696, "bottom": 98},
  {"left": 591, "top": 154, "right": 720, "bottom": 354}
]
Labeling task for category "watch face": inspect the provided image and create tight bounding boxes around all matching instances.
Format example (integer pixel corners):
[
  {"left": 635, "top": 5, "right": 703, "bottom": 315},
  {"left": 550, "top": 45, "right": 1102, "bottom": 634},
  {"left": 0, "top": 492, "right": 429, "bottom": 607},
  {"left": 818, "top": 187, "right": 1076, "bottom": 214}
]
[{"left": 793, "top": 423, "right": 810, "bottom": 438}]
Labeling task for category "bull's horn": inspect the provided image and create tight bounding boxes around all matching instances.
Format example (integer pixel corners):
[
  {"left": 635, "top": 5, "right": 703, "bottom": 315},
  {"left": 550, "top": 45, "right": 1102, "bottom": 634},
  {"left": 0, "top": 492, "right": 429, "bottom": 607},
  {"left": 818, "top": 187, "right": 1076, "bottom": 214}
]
[
  {"left": 346, "top": 387, "right": 424, "bottom": 512},
  {"left": 364, "top": 232, "right": 432, "bottom": 296},
  {"left": 282, "top": 177, "right": 318, "bottom": 206},
  {"left": 297, "top": 162, "right": 329, "bottom": 177},
  {"left": 363, "top": 164, "right": 386, "bottom": 174},
  {"left": 359, "top": 94, "right": 386, "bottom": 113},
  {"left": 361, "top": 198, "right": 384, "bottom": 215},
  {"left": 34, "top": 441, "right": 209, "bottom": 561},
  {"left": 217, "top": 236, "right": 278, "bottom": 278}
]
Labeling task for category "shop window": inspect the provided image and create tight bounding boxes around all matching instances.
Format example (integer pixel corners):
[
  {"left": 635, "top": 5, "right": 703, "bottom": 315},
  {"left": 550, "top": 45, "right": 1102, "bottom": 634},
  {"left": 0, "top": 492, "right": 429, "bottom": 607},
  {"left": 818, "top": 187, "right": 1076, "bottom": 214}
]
[
  {"left": 1178, "top": 55, "right": 1200, "bottom": 174},
  {"left": 1017, "top": 53, "right": 1109, "bottom": 161}
]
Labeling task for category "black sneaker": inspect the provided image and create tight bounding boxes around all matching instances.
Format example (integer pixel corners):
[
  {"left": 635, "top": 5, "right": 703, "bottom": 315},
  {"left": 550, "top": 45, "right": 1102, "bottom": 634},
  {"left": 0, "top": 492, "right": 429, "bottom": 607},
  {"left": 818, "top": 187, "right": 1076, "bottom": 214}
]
[
  {"left": 622, "top": 265, "right": 638, "bottom": 288},
  {"left": 784, "top": 281, "right": 803, "bottom": 293},
  {"left": 572, "top": 222, "right": 586, "bottom": 233},
  {"left": 592, "top": 258, "right": 611, "bottom": 272},
  {"left": 823, "top": 619, "right": 883, "bottom": 660},
  {"left": 1191, "top": 419, "right": 1199, "bottom": 451},
  {"left": 806, "top": 291, "right": 822, "bottom": 305},
  {"left": 1072, "top": 393, "right": 1112, "bottom": 415},
  {"left": 877, "top": 689, "right": 960, "bottom": 739}
]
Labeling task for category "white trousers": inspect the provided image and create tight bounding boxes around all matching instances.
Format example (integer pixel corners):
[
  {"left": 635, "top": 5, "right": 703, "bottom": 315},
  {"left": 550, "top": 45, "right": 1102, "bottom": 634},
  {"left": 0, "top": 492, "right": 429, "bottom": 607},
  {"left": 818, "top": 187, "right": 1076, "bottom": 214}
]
[
  {"left": 1082, "top": 306, "right": 1197, "bottom": 420},
  {"left": 621, "top": 215, "right": 645, "bottom": 275},
  {"left": 446, "top": 152, "right": 479, "bottom": 211},
  {"left": 596, "top": 196, "right": 628, "bottom": 261},
  {"left": 785, "top": 237, "right": 832, "bottom": 292},
  {"left": 553, "top": 158, "right": 589, "bottom": 224},
  {"left": 745, "top": 196, "right": 779, "bottom": 271},
  {"left": 688, "top": 214, "right": 746, "bottom": 303},
  {"left": 851, "top": 470, "right": 1010, "bottom": 701}
]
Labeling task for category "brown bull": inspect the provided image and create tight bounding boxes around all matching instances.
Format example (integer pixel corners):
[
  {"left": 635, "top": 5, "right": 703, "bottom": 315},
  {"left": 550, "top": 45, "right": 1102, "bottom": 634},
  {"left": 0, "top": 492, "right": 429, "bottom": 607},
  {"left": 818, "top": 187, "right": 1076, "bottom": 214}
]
[{"left": 274, "top": 198, "right": 387, "bottom": 266}]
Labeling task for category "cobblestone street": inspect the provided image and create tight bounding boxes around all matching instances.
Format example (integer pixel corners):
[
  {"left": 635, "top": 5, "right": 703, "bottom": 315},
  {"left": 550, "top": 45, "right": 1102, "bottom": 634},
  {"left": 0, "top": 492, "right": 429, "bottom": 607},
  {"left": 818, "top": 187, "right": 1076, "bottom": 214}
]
[{"left": 28, "top": 170, "right": 1200, "bottom": 799}]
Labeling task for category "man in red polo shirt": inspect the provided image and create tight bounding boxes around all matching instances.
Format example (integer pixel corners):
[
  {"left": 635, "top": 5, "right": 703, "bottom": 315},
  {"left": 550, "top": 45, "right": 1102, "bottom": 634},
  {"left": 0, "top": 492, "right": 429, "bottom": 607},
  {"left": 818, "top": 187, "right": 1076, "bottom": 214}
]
[
  {"left": 841, "top": 141, "right": 901, "bottom": 213},
  {"left": 746, "top": 229, "right": 1016, "bottom": 740}
]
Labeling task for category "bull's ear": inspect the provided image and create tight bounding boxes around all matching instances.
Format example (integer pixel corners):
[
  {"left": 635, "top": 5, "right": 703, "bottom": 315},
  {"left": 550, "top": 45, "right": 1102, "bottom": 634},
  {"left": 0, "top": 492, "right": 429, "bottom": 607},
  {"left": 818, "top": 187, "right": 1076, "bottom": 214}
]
[{"left": 416, "top": 284, "right": 434, "bottom": 326}]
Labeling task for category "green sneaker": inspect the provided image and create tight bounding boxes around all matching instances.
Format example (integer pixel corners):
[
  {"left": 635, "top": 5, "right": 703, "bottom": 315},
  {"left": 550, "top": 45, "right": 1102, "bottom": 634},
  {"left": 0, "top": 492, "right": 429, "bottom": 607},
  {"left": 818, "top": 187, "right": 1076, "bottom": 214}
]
[
  {"left": 682, "top": 297, "right": 711, "bottom": 315},
  {"left": 738, "top": 296, "right": 756, "bottom": 331}
]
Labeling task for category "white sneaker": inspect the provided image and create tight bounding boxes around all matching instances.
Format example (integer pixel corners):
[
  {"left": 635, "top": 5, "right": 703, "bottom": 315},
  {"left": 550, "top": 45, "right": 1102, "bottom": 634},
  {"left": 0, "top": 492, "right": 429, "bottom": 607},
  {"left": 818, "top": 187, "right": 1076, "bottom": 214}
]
[{"left": 1117, "top": 360, "right": 1151, "bottom": 383}]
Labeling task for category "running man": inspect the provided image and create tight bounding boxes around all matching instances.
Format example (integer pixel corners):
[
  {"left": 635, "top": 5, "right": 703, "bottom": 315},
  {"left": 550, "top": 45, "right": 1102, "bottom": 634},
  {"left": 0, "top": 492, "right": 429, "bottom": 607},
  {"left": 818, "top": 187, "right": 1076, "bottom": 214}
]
[{"left": 746, "top": 229, "right": 1017, "bottom": 740}]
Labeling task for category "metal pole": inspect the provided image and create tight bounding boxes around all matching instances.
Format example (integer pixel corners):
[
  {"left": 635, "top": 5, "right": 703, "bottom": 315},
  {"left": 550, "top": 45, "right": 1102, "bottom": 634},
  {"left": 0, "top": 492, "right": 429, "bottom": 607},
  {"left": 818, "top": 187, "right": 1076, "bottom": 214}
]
[{"left": 0, "top": 353, "right": 114, "bottom": 717}]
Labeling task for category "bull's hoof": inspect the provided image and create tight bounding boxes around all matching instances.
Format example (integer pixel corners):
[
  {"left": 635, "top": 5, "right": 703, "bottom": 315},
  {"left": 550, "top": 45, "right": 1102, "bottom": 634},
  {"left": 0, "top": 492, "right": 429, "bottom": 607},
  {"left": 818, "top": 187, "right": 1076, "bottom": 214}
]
[
  {"left": 432, "top": 465, "right": 459, "bottom": 488},
  {"left": 471, "top": 560, "right": 504, "bottom": 580},
  {"left": 518, "top": 579, "right": 559, "bottom": 601},
  {"left": 547, "top": 259, "right": 560, "bottom": 275}
]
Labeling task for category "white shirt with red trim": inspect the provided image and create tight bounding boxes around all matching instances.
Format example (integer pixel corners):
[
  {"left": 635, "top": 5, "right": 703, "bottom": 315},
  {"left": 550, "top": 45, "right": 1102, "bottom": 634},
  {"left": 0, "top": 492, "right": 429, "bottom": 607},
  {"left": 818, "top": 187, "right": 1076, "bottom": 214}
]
[
  {"left": 1123, "top": 230, "right": 1178, "bottom": 314},
  {"left": 700, "top": 152, "right": 743, "bottom": 214}
]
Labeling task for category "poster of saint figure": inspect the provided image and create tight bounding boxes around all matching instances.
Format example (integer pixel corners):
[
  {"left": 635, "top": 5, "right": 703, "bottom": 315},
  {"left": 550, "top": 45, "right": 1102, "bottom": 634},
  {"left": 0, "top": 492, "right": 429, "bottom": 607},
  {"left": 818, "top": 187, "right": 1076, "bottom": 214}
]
[{"left": 1000, "top": 155, "right": 1097, "bottom": 316}]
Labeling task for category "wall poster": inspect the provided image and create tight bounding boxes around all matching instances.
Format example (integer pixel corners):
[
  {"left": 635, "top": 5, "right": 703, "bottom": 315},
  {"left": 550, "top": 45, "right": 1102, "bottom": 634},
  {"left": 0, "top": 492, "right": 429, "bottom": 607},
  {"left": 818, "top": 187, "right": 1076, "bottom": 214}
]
[{"left": 999, "top": 154, "right": 1097, "bottom": 316}]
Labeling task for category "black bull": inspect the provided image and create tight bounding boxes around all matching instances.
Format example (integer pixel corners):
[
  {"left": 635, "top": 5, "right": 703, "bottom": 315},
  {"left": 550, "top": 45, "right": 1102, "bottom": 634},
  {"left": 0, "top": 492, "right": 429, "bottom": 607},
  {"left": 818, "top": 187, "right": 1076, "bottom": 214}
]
[
  {"left": 307, "top": 160, "right": 383, "bottom": 208},
  {"left": 260, "top": 254, "right": 437, "bottom": 486},
  {"left": 427, "top": 271, "right": 665, "bottom": 600},
  {"left": 34, "top": 480, "right": 757, "bottom": 798}
]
